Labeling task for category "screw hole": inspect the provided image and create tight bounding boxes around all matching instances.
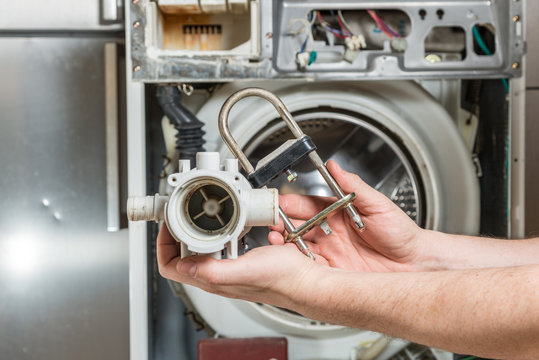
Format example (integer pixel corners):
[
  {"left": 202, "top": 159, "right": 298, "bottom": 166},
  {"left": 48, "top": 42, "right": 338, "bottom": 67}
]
[
  {"left": 419, "top": 9, "right": 427, "bottom": 20},
  {"left": 436, "top": 9, "right": 444, "bottom": 20},
  {"left": 234, "top": 176, "right": 240, "bottom": 181}
]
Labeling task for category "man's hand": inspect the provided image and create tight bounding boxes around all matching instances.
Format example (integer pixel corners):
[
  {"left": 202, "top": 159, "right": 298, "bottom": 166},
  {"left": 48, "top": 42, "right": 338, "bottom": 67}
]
[
  {"left": 157, "top": 224, "right": 320, "bottom": 309},
  {"left": 155, "top": 158, "right": 425, "bottom": 308},
  {"left": 269, "top": 160, "right": 425, "bottom": 272}
]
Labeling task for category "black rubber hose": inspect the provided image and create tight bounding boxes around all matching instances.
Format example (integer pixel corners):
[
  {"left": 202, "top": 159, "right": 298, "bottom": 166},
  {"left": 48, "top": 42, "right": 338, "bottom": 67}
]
[{"left": 156, "top": 86, "right": 206, "bottom": 167}]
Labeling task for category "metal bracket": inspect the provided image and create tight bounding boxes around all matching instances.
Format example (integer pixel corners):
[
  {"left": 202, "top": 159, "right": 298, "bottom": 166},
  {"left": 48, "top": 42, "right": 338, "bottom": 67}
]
[{"left": 218, "top": 87, "right": 365, "bottom": 259}]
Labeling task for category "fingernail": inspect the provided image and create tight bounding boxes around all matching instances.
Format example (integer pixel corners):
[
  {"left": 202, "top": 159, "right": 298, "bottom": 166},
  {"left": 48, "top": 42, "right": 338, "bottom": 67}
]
[{"left": 179, "top": 260, "right": 197, "bottom": 277}]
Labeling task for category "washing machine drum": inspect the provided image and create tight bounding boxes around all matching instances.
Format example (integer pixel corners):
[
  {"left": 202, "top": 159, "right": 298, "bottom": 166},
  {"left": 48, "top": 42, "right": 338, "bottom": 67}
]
[{"left": 186, "top": 81, "right": 479, "bottom": 359}]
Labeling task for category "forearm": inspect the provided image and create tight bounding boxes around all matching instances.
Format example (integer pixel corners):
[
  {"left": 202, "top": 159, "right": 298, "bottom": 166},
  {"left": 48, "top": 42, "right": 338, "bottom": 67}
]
[
  {"left": 418, "top": 230, "right": 539, "bottom": 271},
  {"left": 294, "top": 265, "right": 539, "bottom": 359}
]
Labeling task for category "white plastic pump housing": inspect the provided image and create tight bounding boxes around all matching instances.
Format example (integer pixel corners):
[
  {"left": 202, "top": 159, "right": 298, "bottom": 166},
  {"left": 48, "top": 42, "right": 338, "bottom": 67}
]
[{"left": 127, "top": 152, "right": 278, "bottom": 259}]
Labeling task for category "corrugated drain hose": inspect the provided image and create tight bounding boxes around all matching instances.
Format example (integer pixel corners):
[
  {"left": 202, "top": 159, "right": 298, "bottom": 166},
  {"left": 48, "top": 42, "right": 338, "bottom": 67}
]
[{"left": 156, "top": 86, "right": 206, "bottom": 166}]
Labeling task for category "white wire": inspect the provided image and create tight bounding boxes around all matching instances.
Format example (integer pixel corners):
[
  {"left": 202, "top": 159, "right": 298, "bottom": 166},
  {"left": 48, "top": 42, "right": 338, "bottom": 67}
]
[
  {"left": 287, "top": 18, "right": 314, "bottom": 51},
  {"left": 337, "top": 10, "right": 357, "bottom": 36},
  {"left": 308, "top": 10, "right": 316, "bottom": 25}
]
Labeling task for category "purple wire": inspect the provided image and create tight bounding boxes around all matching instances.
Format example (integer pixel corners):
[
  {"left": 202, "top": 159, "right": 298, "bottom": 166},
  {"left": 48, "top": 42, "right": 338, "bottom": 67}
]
[
  {"left": 374, "top": 11, "right": 400, "bottom": 38},
  {"left": 321, "top": 23, "right": 347, "bottom": 38},
  {"left": 316, "top": 11, "right": 347, "bottom": 39}
]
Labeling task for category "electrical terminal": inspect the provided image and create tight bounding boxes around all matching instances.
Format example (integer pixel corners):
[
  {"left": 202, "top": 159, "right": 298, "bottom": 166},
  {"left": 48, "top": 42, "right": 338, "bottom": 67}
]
[
  {"left": 345, "top": 34, "right": 366, "bottom": 51},
  {"left": 343, "top": 35, "right": 365, "bottom": 63},
  {"left": 296, "top": 51, "right": 317, "bottom": 69}
]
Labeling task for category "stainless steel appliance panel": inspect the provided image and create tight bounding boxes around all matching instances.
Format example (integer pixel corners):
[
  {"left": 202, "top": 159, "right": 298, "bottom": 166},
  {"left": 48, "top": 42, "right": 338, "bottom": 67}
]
[
  {"left": 0, "top": 37, "right": 129, "bottom": 360},
  {"left": 0, "top": 0, "right": 123, "bottom": 31}
]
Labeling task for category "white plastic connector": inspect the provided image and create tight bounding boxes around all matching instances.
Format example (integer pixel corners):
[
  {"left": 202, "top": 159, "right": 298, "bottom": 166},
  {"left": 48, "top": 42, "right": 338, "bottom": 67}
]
[
  {"left": 390, "top": 37, "right": 408, "bottom": 53},
  {"left": 179, "top": 159, "right": 191, "bottom": 173},
  {"left": 244, "top": 189, "right": 279, "bottom": 226},
  {"left": 345, "top": 35, "right": 366, "bottom": 51},
  {"left": 296, "top": 52, "right": 311, "bottom": 69},
  {"left": 127, "top": 194, "right": 169, "bottom": 223},
  {"left": 344, "top": 49, "right": 359, "bottom": 63}
]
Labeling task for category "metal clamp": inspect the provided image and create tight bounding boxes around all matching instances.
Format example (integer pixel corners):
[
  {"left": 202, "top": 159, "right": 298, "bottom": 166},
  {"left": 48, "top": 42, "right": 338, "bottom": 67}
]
[{"left": 218, "top": 88, "right": 365, "bottom": 259}]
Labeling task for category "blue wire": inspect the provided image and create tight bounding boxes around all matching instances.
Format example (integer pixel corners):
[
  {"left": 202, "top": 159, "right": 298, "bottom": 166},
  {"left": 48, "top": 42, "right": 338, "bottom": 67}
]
[
  {"left": 300, "top": 36, "right": 308, "bottom": 53},
  {"left": 300, "top": 11, "right": 315, "bottom": 54},
  {"left": 472, "top": 26, "right": 509, "bottom": 94}
]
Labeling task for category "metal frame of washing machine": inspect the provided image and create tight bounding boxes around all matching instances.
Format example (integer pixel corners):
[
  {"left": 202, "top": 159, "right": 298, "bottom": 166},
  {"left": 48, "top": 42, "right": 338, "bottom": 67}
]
[{"left": 125, "top": 1, "right": 527, "bottom": 359}]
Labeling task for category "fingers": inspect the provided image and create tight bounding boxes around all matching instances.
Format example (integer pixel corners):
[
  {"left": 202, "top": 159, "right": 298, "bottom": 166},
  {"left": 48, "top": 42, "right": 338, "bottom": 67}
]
[
  {"left": 268, "top": 230, "right": 285, "bottom": 245},
  {"left": 157, "top": 223, "right": 180, "bottom": 267},
  {"left": 283, "top": 241, "right": 329, "bottom": 266},
  {"left": 175, "top": 246, "right": 298, "bottom": 287},
  {"left": 279, "top": 193, "right": 335, "bottom": 220},
  {"left": 269, "top": 231, "right": 324, "bottom": 259},
  {"left": 270, "top": 217, "right": 305, "bottom": 236},
  {"left": 269, "top": 217, "right": 327, "bottom": 242},
  {"left": 326, "top": 160, "right": 392, "bottom": 212},
  {"left": 158, "top": 252, "right": 236, "bottom": 286}
]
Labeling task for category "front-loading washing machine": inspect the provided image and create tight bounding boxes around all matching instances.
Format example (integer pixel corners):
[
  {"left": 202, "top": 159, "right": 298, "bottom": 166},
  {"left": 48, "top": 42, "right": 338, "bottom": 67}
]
[
  {"left": 168, "top": 79, "right": 480, "bottom": 359},
  {"left": 125, "top": 1, "right": 525, "bottom": 359}
]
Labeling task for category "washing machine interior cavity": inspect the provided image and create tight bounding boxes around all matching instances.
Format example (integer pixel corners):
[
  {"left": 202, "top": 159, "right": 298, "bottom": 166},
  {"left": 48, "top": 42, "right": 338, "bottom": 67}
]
[
  {"left": 130, "top": 1, "right": 523, "bottom": 359},
  {"left": 242, "top": 109, "right": 425, "bottom": 250}
]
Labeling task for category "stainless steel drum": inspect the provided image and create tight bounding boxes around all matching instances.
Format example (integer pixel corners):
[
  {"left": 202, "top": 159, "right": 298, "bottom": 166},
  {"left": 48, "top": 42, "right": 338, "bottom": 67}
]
[{"left": 242, "top": 109, "right": 424, "bottom": 249}]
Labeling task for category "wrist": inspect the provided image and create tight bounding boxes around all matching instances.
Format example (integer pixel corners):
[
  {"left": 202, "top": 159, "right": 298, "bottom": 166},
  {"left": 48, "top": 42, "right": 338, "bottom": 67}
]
[
  {"left": 286, "top": 261, "right": 333, "bottom": 314},
  {"left": 413, "top": 229, "right": 451, "bottom": 271}
]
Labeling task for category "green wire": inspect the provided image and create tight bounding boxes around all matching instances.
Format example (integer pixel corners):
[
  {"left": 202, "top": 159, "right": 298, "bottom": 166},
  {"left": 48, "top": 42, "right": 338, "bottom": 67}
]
[
  {"left": 461, "top": 356, "right": 477, "bottom": 360},
  {"left": 472, "top": 26, "right": 491, "bottom": 56},
  {"left": 472, "top": 26, "right": 509, "bottom": 94}
]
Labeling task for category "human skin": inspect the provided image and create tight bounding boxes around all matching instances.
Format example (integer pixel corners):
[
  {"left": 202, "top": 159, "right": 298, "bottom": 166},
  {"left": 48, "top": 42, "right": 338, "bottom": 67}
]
[{"left": 157, "top": 160, "right": 539, "bottom": 359}]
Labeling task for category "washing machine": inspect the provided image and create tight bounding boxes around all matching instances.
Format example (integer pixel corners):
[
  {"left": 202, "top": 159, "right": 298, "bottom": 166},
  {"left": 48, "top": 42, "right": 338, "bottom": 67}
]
[{"left": 125, "top": 1, "right": 526, "bottom": 359}]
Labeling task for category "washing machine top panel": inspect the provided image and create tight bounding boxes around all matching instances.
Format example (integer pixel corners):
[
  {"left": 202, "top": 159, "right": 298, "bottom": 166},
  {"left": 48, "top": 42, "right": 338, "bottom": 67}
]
[{"left": 129, "top": 1, "right": 524, "bottom": 82}]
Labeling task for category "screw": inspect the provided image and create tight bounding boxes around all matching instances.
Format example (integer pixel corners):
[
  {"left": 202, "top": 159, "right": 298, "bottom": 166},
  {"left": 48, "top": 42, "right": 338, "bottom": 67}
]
[
  {"left": 286, "top": 169, "right": 298, "bottom": 182},
  {"left": 512, "top": 62, "right": 520, "bottom": 69},
  {"left": 425, "top": 54, "right": 442, "bottom": 63},
  {"left": 133, "top": 21, "right": 141, "bottom": 29},
  {"left": 513, "top": 15, "right": 520, "bottom": 22},
  {"left": 266, "top": 32, "right": 273, "bottom": 39},
  {"left": 133, "top": 65, "right": 141, "bottom": 72}
]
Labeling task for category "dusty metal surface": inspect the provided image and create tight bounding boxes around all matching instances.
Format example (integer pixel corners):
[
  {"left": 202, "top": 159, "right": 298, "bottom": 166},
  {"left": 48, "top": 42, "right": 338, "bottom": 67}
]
[
  {"left": 130, "top": 0, "right": 524, "bottom": 82},
  {"left": 0, "top": 0, "right": 123, "bottom": 30},
  {"left": 0, "top": 38, "right": 129, "bottom": 360}
]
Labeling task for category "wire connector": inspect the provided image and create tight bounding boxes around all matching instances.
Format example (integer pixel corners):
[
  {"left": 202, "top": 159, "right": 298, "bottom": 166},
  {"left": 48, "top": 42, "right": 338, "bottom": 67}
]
[
  {"left": 296, "top": 51, "right": 316, "bottom": 69},
  {"left": 345, "top": 35, "right": 366, "bottom": 51}
]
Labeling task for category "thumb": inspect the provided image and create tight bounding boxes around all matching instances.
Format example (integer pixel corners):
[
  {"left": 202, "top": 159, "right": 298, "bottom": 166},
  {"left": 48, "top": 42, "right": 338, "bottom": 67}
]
[
  {"left": 178, "top": 255, "right": 254, "bottom": 286},
  {"left": 326, "top": 160, "right": 393, "bottom": 212}
]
